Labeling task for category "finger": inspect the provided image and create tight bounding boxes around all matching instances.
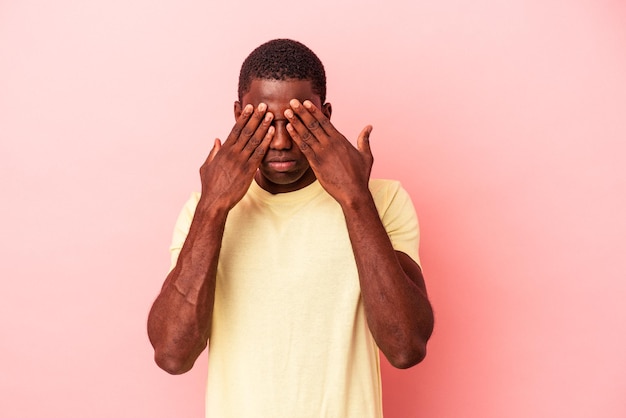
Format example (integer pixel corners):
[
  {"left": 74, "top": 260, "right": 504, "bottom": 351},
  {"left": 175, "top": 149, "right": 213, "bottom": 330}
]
[
  {"left": 242, "top": 111, "right": 274, "bottom": 157},
  {"left": 224, "top": 104, "right": 254, "bottom": 145},
  {"left": 286, "top": 121, "right": 318, "bottom": 165},
  {"left": 233, "top": 103, "right": 270, "bottom": 151},
  {"left": 357, "top": 125, "right": 373, "bottom": 158},
  {"left": 287, "top": 99, "right": 329, "bottom": 142},
  {"left": 284, "top": 104, "right": 322, "bottom": 147},
  {"left": 301, "top": 99, "right": 337, "bottom": 140},
  {"left": 248, "top": 125, "right": 275, "bottom": 165},
  {"left": 207, "top": 138, "right": 222, "bottom": 163}
]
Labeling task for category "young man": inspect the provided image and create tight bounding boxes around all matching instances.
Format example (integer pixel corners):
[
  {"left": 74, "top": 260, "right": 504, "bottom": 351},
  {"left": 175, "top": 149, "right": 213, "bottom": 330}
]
[{"left": 148, "top": 39, "right": 434, "bottom": 417}]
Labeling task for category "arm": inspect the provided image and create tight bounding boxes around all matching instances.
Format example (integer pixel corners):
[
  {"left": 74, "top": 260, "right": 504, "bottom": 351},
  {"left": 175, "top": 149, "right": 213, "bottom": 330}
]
[
  {"left": 341, "top": 194, "right": 434, "bottom": 368},
  {"left": 284, "top": 100, "right": 434, "bottom": 368},
  {"left": 147, "top": 103, "right": 275, "bottom": 374}
]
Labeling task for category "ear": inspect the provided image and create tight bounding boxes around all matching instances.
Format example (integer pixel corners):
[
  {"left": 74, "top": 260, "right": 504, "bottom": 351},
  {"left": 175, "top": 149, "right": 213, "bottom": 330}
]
[
  {"left": 322, "top": 102, "right": 332, "bottom": 119},
  {"left": 234, "top": 101, "right": 242, "bottom": 119}
]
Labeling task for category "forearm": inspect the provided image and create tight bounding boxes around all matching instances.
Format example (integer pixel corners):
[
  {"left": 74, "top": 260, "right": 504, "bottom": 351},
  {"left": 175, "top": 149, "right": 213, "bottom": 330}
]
[
  {"left": 147, "top": 200, "right": 228, "bottom": 374},
  {"left": 341, "top": 193, "right": 434, "bottom": 369}
]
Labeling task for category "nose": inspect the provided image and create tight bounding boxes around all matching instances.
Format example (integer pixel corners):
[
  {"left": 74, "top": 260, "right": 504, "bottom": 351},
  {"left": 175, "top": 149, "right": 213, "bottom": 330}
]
[{"left": 270, "top": 122, "right": 292, "bottom": 150}]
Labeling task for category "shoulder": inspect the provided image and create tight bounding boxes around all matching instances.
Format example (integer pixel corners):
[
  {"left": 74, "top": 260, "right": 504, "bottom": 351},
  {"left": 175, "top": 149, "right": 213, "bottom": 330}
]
[
  {"left": 180, "top": 191, "right": 201, "bottom": 217},
  {"left": 190, "top": 191, "right": 201, "bottom": 206},
  {"left": 369, "top": 179, "right": 421, "bottom": 262},
  {"left": 369, "top": 178, "right": 401, "bottom": 192},
  {"left": 368, "top": 179, "right": 408, "bottom": 207},
  {"left": 368, "top": 178, "right": 416, "bottom": 223}
]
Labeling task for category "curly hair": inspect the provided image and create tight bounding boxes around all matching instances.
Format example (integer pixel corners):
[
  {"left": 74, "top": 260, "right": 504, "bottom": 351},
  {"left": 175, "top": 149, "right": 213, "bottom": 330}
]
[{"left": 238, "top": 39, "right": 327, "bottom": 103}]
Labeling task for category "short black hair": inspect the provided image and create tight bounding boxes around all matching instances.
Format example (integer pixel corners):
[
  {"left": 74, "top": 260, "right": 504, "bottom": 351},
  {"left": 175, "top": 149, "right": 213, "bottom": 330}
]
[{"left": 238, "top": 39, "right": 327, "bottom": 103}]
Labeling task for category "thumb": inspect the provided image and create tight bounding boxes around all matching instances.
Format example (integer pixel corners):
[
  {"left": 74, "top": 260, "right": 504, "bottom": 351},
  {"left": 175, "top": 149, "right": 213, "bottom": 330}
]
[
  {"left": 208, "top": 138, "right": 222, "bottom": 163},
  {"left": 357, "top": 125, "right": 373, "bottom": 158}
]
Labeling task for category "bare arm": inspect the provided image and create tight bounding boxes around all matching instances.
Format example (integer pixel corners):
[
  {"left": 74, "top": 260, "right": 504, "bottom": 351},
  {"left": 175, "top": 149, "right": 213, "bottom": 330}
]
[
  {"left": 285, "top": 99, "right": 434, "bottom": 368},
  {"left": 147, "top": 104, "right": 275, "bottom": 374},
  {"left": 341, "top": 195, "right": 434, "bottom": 368}
]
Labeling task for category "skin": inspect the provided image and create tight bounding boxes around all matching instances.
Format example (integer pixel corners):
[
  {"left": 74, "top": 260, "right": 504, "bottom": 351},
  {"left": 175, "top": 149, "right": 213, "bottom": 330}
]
[{"left": 147, "top": 78, "right": 434, "bottom": 374}]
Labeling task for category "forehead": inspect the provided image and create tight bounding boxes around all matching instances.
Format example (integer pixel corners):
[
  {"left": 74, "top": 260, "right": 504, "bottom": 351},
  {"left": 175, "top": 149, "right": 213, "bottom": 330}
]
[{"left": 242, "top": 79, "right": 320, "bottom": 115}]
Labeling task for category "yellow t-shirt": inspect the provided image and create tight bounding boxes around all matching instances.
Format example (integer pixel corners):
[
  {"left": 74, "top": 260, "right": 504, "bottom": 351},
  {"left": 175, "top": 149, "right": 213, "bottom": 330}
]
[{"left": 169, "top": 179, "right": 420, "bottom": 418}]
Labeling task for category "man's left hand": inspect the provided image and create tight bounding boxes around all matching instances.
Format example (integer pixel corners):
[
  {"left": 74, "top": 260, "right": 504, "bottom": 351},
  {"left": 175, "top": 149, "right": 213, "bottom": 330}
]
[{"left": 284, "top": 99, "right": 374, "bottom": 205}]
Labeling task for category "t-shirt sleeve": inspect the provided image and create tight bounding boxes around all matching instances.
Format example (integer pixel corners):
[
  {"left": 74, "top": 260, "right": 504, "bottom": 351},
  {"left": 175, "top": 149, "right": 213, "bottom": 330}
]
[
  {"left": 168, "top": 192, "right": 200, "bottom": 271},
  {"left": 371, "top": 180, "right": 421, "bottom": 266}
]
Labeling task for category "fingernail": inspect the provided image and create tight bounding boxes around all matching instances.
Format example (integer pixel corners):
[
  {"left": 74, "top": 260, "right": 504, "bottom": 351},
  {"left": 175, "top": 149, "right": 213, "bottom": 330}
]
[
  {"left": 303, "top": 100, "right": 312, "bottom": 109},
  {"left": 284, "top": 109, "right": 294, "bottom": 118},
  {"left": 244, "top": 104, "right": 253, "bottom": 114},
  {"left": 258, "top": 103, "right": 266, "bottom": 112},
  {"left": 290, "top": 99, "right": 300, "bottom": 109},
  {"left": 264, "top": 112, "right": 273, "bottom": 122}
]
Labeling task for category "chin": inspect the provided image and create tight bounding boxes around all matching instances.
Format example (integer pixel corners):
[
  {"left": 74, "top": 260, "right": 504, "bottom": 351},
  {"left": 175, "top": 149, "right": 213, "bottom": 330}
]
[
  {"left": 264, "top": 172, "right": 304, "bottom": 186},
  {"left": 257, "top": 168, "right": 315, "bottom": 193}
]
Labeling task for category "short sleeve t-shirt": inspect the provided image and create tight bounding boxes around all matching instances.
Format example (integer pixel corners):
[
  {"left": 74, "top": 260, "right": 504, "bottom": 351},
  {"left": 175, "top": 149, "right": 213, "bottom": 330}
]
[{"left": 169, "top": 179, "right": 420, "bottom": 418}]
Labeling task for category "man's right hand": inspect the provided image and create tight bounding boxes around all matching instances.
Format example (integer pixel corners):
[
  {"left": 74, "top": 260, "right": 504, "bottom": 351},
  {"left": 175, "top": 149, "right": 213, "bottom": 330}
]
[{"left": 199, "top": 103, "right": 274, "bottom": 210}]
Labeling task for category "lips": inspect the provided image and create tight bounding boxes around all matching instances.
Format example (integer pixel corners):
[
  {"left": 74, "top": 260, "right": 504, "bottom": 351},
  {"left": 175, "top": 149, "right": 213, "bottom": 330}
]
[
  {"left": 266, "top": 160, "right": 297, "bottom": 172},
  {"left": 263, "top": 153, "right": 299, "bottom": 172}
]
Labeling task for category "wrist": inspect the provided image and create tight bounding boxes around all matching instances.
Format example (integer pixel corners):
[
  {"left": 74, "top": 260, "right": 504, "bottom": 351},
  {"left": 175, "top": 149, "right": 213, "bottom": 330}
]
[
  {"left": 196, "top": 193, "right": 231, "bottom": 221},
  {"left": 338, "top": 187, "right": 376, "bottom": 215}
]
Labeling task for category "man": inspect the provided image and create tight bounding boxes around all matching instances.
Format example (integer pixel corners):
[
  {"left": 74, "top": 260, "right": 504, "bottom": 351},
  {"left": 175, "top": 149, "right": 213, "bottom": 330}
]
[{"left": 148, "top": 39, "right": 434, "bottom": 417}]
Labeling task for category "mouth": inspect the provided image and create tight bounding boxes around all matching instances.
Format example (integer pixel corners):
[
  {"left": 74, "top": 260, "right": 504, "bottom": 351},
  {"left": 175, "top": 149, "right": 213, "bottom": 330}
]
[{"left": 265, "top": 160, "right": 297, "bottom": 172}]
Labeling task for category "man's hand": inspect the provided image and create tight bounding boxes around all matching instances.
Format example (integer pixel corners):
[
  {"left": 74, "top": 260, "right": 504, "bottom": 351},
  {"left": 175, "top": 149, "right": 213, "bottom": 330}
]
[
  {"left": 200, "top": 103, "right": 274, "bottom": 210},
  {"left": 284, "top": 99, "right": 374, "bottom": 205}
]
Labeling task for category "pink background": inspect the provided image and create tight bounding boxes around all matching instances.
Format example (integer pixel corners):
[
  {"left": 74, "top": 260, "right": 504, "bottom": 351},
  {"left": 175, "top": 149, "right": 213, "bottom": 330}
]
[{"left": 2, "top": 1, "right": 625, "bottom": 417}]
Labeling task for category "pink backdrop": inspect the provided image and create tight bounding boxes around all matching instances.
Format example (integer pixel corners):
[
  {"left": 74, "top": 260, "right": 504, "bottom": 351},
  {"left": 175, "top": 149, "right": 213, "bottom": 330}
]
[{"left": 2, "top": 1, "right": 625, "bottom": 417}]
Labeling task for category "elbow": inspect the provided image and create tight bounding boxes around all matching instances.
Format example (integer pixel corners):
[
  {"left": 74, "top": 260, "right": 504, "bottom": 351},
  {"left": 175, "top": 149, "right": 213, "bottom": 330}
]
[
  {"left": 382, "top": 322, "right": 433, "bottom": 369},
  {"left": 385, "top": 340, "right": 428, "bottom": 369},
  {"left": 387, "top": 309, "right": 435, "bottom": 369},
  {"left": 147, "top": 323, "right": 206, "bottom": 375},
  {"left": 154, "top": 350, "right": 195, "bottom": 375},
  {"left": 151, "top": 339, "right": 204, "bottom": 375}
]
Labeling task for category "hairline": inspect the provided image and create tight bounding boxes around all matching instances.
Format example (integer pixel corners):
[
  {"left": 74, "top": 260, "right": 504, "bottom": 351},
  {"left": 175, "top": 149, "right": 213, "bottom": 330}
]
[{"left": 238, "top": 77, "right": 324, "bottom": 104}]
